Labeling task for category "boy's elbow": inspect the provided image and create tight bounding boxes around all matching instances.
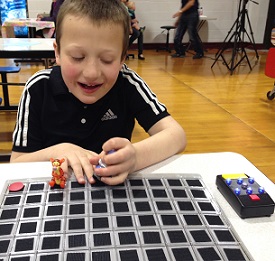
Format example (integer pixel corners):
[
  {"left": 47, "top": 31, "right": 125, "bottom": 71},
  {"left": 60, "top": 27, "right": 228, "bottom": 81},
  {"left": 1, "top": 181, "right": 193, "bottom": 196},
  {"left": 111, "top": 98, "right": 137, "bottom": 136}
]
[
  {"left": 10, "top": 151, "right": 24, "bottom": 163},
  {"left": 176, "top": 126, "right": 187, "bottom": 153},
  {"left": 10, "top": 153, "right": 17, "bottom": 163},
  {"left": 169, "top": 122, "right": 186, "bottom": 154}
]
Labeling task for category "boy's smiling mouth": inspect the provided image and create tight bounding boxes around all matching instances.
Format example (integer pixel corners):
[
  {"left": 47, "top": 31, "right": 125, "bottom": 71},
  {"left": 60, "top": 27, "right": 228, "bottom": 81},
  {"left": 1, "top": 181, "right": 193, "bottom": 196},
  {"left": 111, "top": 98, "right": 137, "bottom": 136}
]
[{"left": 79, "top": 82, "right": 103, "bottom": 92}]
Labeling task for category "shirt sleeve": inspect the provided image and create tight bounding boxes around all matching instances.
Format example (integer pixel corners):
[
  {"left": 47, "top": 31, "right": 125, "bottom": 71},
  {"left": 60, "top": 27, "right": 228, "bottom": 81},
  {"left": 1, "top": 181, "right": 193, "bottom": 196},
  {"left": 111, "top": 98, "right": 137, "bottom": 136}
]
[
  {"left": 121, "top": 64, "right": 170, "bottom": 132},
  {"left": 12, "top": 71, "right": 51, "bottom": 153}
]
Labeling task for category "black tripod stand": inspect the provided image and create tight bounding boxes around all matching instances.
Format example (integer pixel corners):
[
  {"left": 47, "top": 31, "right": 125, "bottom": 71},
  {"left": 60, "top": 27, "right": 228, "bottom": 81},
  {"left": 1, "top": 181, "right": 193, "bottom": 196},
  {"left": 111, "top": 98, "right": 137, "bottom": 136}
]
[{"left": 211, "top": 0, "right": 259, "bottom": 75}]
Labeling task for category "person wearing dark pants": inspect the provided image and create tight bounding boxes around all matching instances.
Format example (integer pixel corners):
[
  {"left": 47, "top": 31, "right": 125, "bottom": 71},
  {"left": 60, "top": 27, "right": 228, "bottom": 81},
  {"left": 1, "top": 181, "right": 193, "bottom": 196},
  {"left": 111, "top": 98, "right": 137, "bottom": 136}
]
[
  {"left": 171, "top": 0, "right": 204, "bottom": 59},
  {"left": 129, "top": 27, "right": 145, "bottom": 60},
  {"left": 122, "top": 0, "right": 145, "bottom": 60}
]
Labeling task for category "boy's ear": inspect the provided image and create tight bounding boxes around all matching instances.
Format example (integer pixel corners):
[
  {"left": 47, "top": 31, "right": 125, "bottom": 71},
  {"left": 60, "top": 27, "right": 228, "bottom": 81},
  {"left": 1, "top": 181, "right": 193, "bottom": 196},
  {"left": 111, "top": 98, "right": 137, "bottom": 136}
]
[
  {"left": 120, "top": 56, "right": 126, "bottom": 67},
  {"left": 53, "top": 40, "right": 61, "bottom": 65}
]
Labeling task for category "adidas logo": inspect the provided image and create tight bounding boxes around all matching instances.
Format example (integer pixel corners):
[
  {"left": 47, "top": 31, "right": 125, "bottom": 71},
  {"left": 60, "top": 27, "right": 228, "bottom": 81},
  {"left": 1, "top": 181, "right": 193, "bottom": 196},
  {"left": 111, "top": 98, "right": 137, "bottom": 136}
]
[{"left": 101, "top": 109, "right": 118, "bottom": 121}]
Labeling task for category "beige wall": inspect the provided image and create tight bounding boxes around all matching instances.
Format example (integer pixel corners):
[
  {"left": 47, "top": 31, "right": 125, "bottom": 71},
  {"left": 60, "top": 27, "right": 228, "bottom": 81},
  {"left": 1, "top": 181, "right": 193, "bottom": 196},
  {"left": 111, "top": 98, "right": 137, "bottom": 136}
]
[{"left": 27, "top": 0, "right": 269, "bottom": 44}]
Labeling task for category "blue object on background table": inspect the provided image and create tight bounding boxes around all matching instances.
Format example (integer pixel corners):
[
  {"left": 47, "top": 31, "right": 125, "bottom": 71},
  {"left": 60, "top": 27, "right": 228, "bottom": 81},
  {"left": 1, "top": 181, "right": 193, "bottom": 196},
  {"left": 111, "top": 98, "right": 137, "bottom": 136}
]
[{"left": 0, "top": 0, "right": 28, "bottom": 37}]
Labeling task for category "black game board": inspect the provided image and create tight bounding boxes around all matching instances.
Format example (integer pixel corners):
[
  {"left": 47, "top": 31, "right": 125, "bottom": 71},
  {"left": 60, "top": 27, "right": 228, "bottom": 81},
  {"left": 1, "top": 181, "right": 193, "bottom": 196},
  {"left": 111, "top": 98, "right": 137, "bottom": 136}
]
[{"left": 0, "top": 174, "right": 252, "bottom": 261}]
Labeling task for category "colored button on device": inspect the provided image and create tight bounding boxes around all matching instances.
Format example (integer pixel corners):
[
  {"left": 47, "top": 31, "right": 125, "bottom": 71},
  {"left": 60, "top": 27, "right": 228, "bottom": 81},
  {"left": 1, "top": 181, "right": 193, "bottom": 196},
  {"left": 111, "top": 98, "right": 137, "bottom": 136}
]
[
  {"left": 222, "top": 173, "right": 247, "bottom": 179},
  {"left": 234, "top": 188, "right": 241, "bottom": 196},
  {"left": 246, "top": 187, "right": 253, "bottom": 195},
  {"left": 237, "top": 178, "right": 243, "bottom": 185},
  {"left": 225, "top": 178, "right": 232, "bottom": 186},
  {"left": 249, "top": 194, "right": 260, "bottom": 201},
  {"left": 9, "top": 182, "right": 24, "bottom": 192},
  {"left": 258, "top": 186, "right": 265, "bottom": 194}
]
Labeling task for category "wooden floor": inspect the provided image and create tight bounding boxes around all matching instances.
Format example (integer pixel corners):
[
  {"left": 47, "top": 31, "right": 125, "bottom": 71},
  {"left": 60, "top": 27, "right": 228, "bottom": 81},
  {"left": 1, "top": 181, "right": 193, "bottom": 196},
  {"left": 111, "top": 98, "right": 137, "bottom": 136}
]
[{"left": 1, "top": 48, "right": 275, "bottom": 183}]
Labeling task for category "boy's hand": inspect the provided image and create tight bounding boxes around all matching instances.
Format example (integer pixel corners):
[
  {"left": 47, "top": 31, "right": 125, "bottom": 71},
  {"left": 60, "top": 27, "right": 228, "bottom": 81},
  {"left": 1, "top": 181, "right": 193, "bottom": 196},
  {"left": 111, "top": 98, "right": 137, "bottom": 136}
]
[
  {"left": 91, "top": 138, "right": 136, "bottom": 185},
  {"left": 50, "top": 143, "right": 98, "bottom": 184}
]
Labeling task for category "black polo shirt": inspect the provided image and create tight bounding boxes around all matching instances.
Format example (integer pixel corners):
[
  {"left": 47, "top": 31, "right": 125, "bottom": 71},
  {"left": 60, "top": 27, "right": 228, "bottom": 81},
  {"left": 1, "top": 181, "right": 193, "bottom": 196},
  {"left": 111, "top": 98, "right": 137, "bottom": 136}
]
[
  {"left": 12, "top": 65, "right": 169, "bottom": 153},
  {"left": 181, "top": 0, "right": 199, "bottom": 14}
]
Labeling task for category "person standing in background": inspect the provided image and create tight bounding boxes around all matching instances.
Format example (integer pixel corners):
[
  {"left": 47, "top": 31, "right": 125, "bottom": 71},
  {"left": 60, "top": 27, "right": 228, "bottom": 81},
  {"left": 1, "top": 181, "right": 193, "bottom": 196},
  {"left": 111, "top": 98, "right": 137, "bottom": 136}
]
[
  {"left": 171, "top": 0, "right": 204, "bottom": 59},
  {"left": 36, "top": 0, "right": 65, "bottom": 38},
  {"left": 121, "top": 0, "right": 146, "bottom": 60}
]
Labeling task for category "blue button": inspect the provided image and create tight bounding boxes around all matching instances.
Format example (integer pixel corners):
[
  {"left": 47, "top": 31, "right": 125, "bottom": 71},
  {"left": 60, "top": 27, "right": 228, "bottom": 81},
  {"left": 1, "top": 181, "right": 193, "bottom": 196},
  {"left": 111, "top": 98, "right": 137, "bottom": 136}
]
[
  {"left": 248, "top": 177, "right": 255, "bottom": 184},
  {"left": 237, "top": 178, "right": 243, "bottom": 185},
  {"left": 234, "top": 188, "right": 241, "bottom": 196},
  {"left": 246, "top": 187, "right": 253, "bottom": 195},
  {"left": 258, "top": 187, "right": 265, "bottom": 194},
  {"left": 225, "top": 178, "right": 232, "bottom": 186}
]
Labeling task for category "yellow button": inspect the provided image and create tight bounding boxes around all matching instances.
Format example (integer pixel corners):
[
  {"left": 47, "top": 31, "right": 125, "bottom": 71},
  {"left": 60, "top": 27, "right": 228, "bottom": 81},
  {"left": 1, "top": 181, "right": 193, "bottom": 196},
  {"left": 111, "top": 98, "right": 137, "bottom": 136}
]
[{"left": 221, "top": 173, "right": 248, "bottom": 179}]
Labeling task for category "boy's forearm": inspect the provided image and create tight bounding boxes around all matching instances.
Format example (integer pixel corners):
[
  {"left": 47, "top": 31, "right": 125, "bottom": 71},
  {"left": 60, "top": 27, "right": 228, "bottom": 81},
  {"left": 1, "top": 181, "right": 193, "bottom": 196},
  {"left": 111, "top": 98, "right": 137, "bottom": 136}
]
[
  {"left": 10, "top": 143, "right": 79, "bottom": 163},
  {"left": 11, "top": 143, "right": 97, "bottom": 165},
  {"left": 10, "top": 146, "right": 56, "bottom": 163}
]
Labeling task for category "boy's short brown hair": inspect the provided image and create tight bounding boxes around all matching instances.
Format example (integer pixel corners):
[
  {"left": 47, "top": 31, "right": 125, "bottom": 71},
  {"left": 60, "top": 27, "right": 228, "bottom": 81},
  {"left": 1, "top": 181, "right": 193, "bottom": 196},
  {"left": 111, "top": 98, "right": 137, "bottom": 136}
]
[{"left": 56, "top": 0, "right": 130, "bottom": 60}]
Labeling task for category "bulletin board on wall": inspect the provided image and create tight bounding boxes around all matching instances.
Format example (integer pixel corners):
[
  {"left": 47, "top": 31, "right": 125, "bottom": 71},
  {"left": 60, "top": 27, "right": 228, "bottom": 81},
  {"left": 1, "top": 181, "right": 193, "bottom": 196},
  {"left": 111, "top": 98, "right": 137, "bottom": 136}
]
[{"left": 0, "top": 0, "right": 28, "bottom": 37}]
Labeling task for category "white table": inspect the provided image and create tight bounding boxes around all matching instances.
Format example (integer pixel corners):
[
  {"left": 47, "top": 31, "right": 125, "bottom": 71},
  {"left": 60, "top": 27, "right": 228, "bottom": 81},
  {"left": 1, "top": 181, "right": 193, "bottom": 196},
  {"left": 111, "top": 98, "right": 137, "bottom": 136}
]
[
  {"left": 198, "top": 15, "right": 217, "bottom": 31},
  {"left": 0, "top": 38, "right": 55, "bottom": 110},
  {"left": 0, "top": 38, "right": 55, "bottom": 68},
  {"left": 1, "top": 18, "right": 55, "bottom": 38},
  {"left": 0, "top": 152, "right": 274, "bottom": 261},
  {"left": 186, "top": 15, "right": 217, "bottom": 52}
]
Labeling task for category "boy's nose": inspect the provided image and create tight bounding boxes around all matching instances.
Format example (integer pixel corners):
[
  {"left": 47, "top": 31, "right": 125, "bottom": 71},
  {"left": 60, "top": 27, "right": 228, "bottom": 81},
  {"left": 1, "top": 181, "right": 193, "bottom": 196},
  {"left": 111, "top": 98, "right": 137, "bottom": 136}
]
[{"left": 82, "top": 60, "right": 100, "bottom": 80}]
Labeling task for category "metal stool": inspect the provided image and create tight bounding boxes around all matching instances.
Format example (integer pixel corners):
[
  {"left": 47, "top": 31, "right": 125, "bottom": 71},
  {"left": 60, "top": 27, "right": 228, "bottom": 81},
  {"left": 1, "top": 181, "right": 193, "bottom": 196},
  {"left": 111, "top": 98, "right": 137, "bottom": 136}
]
[
  {"left": 0, "top": 66, "right": 24, "bottom": 111},
  {"left": 126, "top": 53, "right": 135, "bottom": 60},
  {"left": 156, "top": 25, "right": 176, "bottom": 53}
]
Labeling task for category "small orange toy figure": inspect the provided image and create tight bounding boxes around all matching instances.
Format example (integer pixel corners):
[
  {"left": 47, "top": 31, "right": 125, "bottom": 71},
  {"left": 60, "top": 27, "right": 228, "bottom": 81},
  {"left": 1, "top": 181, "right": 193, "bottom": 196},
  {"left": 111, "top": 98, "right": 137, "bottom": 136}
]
[{"left": 49, "top": 158, "right": 66, "bottom": 188}]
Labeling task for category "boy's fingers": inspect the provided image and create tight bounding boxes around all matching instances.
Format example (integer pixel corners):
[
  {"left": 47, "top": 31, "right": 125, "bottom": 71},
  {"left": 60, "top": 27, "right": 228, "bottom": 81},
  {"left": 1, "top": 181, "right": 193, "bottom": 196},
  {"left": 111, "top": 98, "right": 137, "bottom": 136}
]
[
  {"left": 82, "top": 164, "right": 96, "bottom": 184},
  {"left": 69, "top": 160, "right": 85, "bottom": 184},
  {"left": 69, "top": 154, "right": 96, "bottom": 184},
  {"left": 101, "top": 172, "right": 128, "bottom": 186}
]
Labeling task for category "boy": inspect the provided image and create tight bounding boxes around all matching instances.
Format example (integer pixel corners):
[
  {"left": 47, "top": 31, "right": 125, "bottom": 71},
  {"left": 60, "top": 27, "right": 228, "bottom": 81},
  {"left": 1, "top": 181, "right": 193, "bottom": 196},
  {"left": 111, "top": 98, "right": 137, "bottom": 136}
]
[{"left": 11, "top": 0, "right": 186, "bottom": 186}]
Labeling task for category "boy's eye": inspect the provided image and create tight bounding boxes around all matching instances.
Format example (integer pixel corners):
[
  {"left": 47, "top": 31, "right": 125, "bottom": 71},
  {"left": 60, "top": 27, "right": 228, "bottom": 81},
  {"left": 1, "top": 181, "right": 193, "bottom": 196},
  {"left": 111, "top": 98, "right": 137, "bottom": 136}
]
[
  {"left": 101, "top": 59, "right": 113, "bottom": 64},
  {"left": 72, "top": 56, "right": 84, "bottom": 61}
]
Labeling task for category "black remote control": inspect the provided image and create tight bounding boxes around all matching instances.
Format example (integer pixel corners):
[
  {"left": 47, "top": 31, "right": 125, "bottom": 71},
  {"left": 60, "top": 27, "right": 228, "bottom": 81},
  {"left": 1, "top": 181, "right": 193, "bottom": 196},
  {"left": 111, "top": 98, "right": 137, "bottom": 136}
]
[{"left": 216, "top": 173, "right": 275, "bottom": 218}]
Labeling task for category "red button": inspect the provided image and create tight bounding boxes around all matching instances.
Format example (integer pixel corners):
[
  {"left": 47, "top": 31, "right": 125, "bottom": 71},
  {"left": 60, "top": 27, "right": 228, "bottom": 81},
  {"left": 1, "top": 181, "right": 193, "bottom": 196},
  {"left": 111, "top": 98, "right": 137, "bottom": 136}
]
[
  {"left": 249, "top": 194, "right": 260, "bottom": 201},
  {"left": 9, "top": 182, "right": 24, "bottom": 192}
]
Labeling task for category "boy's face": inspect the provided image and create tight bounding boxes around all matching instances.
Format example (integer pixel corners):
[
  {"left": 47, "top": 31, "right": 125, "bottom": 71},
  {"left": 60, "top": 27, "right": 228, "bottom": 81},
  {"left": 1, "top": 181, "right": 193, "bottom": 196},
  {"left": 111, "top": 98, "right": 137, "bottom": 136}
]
[{"left": 54, "top": 15, "right": 125, "bottom": 105}]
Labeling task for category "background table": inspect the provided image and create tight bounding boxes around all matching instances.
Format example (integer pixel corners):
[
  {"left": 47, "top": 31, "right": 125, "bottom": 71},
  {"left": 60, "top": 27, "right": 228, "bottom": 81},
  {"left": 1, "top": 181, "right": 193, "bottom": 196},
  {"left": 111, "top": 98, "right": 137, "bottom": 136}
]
[
  {"left": 186, "top": 15, "right": 217, "bottom": 52},
  {"left": 198, "top": 15, "right": 217, "bottom": 31},
  {"left": 0, "top": 152, "right": 274, "bottom": 261},
  {"left": 0, "top": 38, "right": 55, "bottom": 111},
  {"left": 0, "top": 38, "right": 55, "bottom": 68},
  {"left": 1, "top": 18, "right": 55, "bottom": 38}
]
